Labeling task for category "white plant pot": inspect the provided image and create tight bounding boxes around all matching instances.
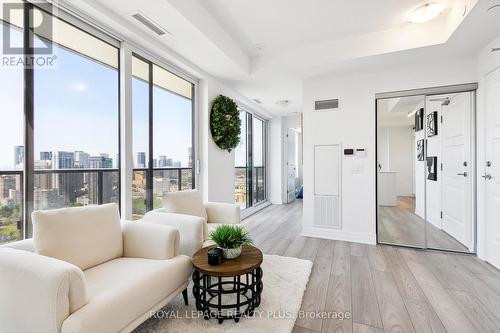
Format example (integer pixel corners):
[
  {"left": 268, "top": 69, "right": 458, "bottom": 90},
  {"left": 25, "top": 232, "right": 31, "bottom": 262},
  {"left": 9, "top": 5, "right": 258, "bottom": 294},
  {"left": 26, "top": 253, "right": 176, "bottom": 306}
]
[{"left": 222, "top": 246, "right": 242, "bottom": 259}]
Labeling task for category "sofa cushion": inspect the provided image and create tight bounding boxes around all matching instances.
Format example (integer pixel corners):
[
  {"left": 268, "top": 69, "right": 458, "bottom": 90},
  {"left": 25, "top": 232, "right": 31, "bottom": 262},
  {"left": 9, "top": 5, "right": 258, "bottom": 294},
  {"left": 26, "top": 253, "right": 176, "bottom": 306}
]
[
  {"left": 33, "top": 203, "right": 123, "bottom": 270},
  {"left": 61, "top": 256, "right": 191, "bottom": 333},
  {"left": 162, "top": 190, "right": 208, "bottom": 222}
]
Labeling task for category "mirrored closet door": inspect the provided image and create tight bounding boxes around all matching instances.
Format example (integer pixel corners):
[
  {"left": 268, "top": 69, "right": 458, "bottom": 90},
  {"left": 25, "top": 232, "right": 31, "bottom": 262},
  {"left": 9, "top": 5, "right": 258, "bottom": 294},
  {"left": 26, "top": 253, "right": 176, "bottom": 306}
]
[{"left": 376, "top": 88, "right": 476, "bottom": 253}]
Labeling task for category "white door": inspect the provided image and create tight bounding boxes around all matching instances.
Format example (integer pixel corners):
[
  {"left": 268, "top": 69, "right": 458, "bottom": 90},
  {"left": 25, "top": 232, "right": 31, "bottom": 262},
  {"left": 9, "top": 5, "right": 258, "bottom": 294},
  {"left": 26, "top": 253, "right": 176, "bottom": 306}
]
[
  {"left": 441, "top": 92, "right": 473, "bottom": 249},
  {"left": 286, "top": 129, "right": 297, "bottom": 203},
  {"left": 485, "top": 68, "right": 500, "bottom": 268}
]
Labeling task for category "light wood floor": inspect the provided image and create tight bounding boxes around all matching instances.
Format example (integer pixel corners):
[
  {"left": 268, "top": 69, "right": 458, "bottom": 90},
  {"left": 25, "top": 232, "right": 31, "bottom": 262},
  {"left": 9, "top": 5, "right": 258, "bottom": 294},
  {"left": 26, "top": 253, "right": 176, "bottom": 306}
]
[
  {"left": 378, "top": 197, "right": 468, "bottom": 252},
  {"left": 243, "top": 201, "right": 500, "bottom": 333}
]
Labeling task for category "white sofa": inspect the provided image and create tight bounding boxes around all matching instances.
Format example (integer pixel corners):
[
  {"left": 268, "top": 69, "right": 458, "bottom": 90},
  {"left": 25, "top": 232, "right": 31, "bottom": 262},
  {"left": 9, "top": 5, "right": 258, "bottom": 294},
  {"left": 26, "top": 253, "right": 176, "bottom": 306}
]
[
  {"left": 142, "top": 190, "right": 241, "bottom": 256},
  {"left": 0, "top": 203, "right": 192, "bottom": 333}
]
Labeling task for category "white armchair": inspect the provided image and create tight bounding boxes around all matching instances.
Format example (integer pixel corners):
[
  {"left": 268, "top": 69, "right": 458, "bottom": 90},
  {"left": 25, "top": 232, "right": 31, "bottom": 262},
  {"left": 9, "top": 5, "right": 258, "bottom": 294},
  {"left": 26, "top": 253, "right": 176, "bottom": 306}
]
[
  {"left": 0, "top": 203, "right": 191, "bottom": 333},
  {"left": 142, "top": 190, "right": 241, "bottom": 256}
]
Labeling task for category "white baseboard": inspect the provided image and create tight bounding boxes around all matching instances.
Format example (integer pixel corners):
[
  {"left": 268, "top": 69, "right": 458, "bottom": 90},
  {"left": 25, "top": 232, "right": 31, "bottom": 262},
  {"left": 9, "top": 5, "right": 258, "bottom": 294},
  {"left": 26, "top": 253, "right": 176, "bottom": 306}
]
[
  {"left": 241, "top": 201, "right": 272, "bottom": 220},
  {"left": 301, "top": 227, "right": 376, "bottom": 245}
]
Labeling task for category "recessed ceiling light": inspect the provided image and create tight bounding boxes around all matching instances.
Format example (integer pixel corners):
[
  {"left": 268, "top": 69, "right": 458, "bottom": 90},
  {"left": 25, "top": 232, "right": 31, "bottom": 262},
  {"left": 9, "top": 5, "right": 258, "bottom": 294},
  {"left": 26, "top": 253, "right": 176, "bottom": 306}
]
[
  {"left": 409, "top": 2, "right": 445, "bottom": 23},
  {"left": 276, "top": 100, "right": 291, "bottom": 107}
]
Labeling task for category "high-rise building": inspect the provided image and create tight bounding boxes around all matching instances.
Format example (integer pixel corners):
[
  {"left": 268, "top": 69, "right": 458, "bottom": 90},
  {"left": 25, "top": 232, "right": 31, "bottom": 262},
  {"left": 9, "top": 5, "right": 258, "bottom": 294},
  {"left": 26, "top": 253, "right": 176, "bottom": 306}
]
[
  {"left": 187, "top": 147, "right": 192, "bottom": 168},
  {"left": 34, "top": 188, "right": 65, "bottom": 211},
  {"left": 75, "top": 151, "right": 90, "bottom": 168},
  {"left": 34, "top": 160, "right": 53, "bottom": 190},
  {"left": 51, "top": 152, "right": 81, "bottom": 203},
  {"left": 52, "top": 151, "right": 75, "bottom": 169},
  {"left": 89, "top": 155, "right": 113, "bottom": 169},
  {"left": 39, "top": 151, "right": 52, "bottom": 161},
  {"left": 137, "top": 152, "right": 146, "bottom": 168},
  {"left": 14, "top": 146, "right": 24, "bottom": 168},
  {"left": 0, "top": 175, "right": 16, "bottom": 199},
  {"left": 87, "top": 155, "right": 114, "bottom": 204},
  {"left": 158, "top": 156, "right": 172, "bottom": 167}
]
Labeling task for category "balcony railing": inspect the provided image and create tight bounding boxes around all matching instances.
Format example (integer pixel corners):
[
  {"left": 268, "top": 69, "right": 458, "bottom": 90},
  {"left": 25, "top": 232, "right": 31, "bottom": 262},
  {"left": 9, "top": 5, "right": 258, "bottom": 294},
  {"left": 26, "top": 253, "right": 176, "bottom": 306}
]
[
  {"left": 132, "top": 167, "right": 193, "bottom": 219},
  {"left": 234, "top": 166, "right": 266, "bottom": 209},
  {"left": 0, "top": 166, "right": 194, "bottom": 243},
  {"left": 0, "top": 168, "right": 120, "bottom": 244}
]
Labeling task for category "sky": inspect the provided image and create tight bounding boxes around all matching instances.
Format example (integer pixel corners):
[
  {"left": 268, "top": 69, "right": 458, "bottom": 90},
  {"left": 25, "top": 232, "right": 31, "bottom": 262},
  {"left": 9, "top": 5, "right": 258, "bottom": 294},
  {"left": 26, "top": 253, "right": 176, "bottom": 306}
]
[{"left": 0, "top": 23, "right": 192, "bottom": 170}]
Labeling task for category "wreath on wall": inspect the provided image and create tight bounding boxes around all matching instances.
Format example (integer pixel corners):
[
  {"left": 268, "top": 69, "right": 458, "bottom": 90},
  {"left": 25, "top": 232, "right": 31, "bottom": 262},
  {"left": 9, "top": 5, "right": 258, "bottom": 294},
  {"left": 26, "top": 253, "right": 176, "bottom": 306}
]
[{"left": 210, "top": 95, "right": 241, "bottom": 152}]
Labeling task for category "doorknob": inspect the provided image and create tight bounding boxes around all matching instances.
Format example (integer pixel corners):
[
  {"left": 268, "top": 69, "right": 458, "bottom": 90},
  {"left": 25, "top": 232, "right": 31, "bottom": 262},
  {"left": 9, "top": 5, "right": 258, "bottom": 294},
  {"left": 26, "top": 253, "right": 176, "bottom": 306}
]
[
  {"left": 457, "top": 172, "right": 468, "bottom": 177},
  {"left": 482, "top": 173, "right": 492, "bottom": 180}
]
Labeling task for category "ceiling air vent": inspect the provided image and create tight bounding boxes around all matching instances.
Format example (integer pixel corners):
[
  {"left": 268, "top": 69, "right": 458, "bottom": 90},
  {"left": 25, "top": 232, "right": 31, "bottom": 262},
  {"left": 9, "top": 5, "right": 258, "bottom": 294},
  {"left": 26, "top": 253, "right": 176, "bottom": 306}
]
[
  {"left": 132, "top": 12, "right": 169, "bottom": 36},
  {"left": 315, "top": 99, "right": 339, "bottom": 111}
]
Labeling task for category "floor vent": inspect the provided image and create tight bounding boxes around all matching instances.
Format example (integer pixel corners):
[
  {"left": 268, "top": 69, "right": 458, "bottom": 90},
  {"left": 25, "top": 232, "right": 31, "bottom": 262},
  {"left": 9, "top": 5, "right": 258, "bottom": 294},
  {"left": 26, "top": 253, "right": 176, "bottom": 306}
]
[
  {"left": 315, "top": 99, "right": 339, "bottom": 111},
  {"left": 314, "top": 195, "right": 341, "bottom": 229}
]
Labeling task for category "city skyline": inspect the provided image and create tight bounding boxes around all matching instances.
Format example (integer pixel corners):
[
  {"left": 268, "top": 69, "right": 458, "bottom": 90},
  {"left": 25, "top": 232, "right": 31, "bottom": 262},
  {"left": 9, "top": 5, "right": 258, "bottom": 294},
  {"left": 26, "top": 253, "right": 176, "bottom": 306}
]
[
  {"left": 7, "top": 145, "right": 190, "bottom": 170},
  {"left": 0, "top": 26, "right": 193, "bottom": 170}
]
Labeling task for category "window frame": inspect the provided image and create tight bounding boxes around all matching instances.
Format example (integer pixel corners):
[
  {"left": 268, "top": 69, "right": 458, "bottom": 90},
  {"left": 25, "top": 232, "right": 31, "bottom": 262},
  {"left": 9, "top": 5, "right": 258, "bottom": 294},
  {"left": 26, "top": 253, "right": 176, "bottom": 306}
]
[
  {"left": 131, "top": 51, "right": 197, "bottom": 214},
  {"left": 235, "top": 110, "right": 268, "bottom": 211},
  {"left": 17, "top": 2, "right": 121, "bottom": 238}
]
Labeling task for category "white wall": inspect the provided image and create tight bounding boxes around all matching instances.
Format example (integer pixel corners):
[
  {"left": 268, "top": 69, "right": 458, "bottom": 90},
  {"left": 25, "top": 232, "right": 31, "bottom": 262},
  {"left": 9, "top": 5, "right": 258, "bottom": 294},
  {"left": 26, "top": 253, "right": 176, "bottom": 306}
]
[
  {"left": 199, "top": 78, "right": 271, "bottom": 204},
  {"left": 268, "top": 117, "right": 287, "bottom": 204},
  {"left": 378, "top": 126, "right": 414, "bottom": 196},
  {"left": 268, "top": 114, "right": 303, "bottom": 204},
  {"left": 303, "top": 55, "right": 477, "bottom": 244}
]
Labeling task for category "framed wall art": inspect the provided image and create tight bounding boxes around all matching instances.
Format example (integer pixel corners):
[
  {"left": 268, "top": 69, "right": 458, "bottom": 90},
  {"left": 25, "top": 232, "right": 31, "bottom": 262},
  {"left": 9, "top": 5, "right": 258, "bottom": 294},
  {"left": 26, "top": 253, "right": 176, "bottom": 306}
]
[{"left": 427, "top": 111, "right": 438, "bottom": 137}]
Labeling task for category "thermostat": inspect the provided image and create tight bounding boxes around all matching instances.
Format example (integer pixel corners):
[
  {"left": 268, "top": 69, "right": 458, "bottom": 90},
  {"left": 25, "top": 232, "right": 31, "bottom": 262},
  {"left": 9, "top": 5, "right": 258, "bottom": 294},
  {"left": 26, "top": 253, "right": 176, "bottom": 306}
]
[{"left": 344, "top": 149, "right": 354, "bottom": 155}]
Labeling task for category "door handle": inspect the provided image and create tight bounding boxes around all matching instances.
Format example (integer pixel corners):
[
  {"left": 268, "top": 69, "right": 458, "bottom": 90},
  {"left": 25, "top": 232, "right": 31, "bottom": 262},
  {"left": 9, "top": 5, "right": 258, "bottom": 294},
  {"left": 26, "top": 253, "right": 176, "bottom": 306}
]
[
  {"left": 457, "top": 172, "right": 467, "bottom": 177},
  {"left": 482, "top": 173, "right": 492, "bottom": 180}
]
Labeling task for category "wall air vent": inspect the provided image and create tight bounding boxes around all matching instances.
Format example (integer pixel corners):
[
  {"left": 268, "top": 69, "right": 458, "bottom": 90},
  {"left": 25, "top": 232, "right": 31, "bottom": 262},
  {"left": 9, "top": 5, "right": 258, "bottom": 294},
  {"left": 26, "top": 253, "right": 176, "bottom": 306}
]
[
  {"left": 315, "top": 99, "right": 339, "bottom": 111},
  {"left": 132, "top": 12, "right": 169, "bottom": 36}
]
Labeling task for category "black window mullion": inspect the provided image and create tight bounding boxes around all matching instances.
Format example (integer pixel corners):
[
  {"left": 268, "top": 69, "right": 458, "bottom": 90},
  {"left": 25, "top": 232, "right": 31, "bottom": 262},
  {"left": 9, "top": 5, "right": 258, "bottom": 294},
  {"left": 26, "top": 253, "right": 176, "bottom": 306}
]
[
  {"left": 146, "top": 62, "right": 154, "bottom": 212},
  {"left": 247, "top": 112, "right": 253, "bottom": 208},
  {"left": 23, "top": 2, "right": 35, "bottom": 238}
]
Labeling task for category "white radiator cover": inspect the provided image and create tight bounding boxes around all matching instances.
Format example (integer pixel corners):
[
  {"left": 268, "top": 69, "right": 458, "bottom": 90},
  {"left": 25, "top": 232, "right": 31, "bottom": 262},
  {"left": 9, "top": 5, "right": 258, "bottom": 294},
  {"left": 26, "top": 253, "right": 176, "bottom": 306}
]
[{"left": 314, "top": 195, "right": 341, "bottom": 229}]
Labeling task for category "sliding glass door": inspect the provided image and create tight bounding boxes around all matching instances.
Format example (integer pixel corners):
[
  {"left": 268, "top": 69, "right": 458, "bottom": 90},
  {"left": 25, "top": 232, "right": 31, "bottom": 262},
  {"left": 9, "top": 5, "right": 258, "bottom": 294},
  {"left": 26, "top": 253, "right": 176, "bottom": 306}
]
[
  {"left": 234, "top": 111, "right": 267, "bottom": 209},
  {"left": 131, "top": 55, "right": 195, "bottom": 219}
]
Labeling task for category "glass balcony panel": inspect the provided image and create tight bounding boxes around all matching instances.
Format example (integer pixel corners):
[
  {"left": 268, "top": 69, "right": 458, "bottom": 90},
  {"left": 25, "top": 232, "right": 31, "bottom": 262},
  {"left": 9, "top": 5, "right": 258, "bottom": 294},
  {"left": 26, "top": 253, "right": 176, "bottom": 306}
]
[
  {"left": 0, "top": 173, "right": 23, "bottom": 244},
  {"left": 132, "top": 170, "right": 147, "bottom": 220}
]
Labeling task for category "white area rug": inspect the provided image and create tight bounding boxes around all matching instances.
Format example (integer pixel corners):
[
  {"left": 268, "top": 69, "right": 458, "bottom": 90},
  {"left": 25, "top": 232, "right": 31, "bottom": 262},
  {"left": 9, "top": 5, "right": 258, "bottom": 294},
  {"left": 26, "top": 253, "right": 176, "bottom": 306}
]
[{"left": 134, "top": 254, "right": 313, "bottom": 333}]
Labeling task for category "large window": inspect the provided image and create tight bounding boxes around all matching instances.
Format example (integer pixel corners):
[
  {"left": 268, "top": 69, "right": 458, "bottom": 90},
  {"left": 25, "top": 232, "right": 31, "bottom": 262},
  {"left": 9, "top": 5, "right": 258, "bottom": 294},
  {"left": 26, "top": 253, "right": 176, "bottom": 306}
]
[
  {"left": 235, "top": 111, "right": 248, "bottom": 208},
  {"left": 0, "top": 21, "right": 23, "bottom": 243},
  {"left": 234, "top": 111, "right": 267, "bottom": 209},
  {"left": 0, "top": 3, "right": 119, "bottom": 241},
  {"left": 132, "top": 56, "right": 195, "bottom": 219}
]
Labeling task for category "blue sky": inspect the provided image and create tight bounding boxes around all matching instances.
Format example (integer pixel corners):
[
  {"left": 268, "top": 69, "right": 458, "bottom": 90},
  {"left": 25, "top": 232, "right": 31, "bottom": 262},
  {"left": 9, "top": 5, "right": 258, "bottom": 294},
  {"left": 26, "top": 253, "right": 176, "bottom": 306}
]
[{"left": 0, "top": 23, "right": 192, "bottom": 169}]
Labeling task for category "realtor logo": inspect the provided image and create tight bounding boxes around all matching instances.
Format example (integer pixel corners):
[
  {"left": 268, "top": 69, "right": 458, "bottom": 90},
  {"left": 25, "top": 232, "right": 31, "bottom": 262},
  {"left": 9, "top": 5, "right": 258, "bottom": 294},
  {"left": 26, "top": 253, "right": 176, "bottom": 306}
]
[
  {"left": 2, "top": 2, "right": 53, "bottom": 54},
  {"left": 1, "top": 2, "right": 56, "bottom": 68}
]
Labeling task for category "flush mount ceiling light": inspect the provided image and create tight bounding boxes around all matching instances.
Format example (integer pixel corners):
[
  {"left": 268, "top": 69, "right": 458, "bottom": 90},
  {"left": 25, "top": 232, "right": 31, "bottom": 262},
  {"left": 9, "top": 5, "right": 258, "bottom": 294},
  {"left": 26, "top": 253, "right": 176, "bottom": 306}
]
[
  {"left": 276, "top": 100, "right": 291, "bottom": 107},
  {"left": 409, "top": 2, "right": 445, "bottom": 23}
]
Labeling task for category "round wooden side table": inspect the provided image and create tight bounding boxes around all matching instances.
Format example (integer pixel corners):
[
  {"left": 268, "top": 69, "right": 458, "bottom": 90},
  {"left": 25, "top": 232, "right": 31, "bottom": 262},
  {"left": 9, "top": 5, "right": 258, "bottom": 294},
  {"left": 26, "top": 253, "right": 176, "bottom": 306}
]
[{"left": 191, "top": 245, "right": 263, "bottom": 324}]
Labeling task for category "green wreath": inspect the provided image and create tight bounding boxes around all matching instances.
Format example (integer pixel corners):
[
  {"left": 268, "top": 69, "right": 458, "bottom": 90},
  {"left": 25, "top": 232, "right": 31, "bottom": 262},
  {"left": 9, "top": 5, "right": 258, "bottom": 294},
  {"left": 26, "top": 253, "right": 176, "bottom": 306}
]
[{"left": 210, "top": 95, "right": 241, "bottom": 152}]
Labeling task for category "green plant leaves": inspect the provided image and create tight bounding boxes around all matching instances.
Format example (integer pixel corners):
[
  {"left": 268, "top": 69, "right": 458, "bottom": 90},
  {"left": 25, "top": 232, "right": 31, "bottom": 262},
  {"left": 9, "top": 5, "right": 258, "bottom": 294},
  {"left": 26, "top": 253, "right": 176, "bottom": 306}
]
[
  {"left": 209, "top": 224, "right": 253, "bottom": 249},
  {"left": 210, "top": 95, "right": 241, "bottom": 152}
]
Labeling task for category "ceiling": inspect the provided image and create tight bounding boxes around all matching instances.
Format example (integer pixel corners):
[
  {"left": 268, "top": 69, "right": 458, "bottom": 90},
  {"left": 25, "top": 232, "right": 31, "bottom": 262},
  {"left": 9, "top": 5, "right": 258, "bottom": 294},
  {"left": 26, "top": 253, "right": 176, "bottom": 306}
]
[
  {"left": 378, "top": 96, "right": 425, "bottom": 127},
  {"left": 63, "top": 0, "right": 500, "bottom": 116}
]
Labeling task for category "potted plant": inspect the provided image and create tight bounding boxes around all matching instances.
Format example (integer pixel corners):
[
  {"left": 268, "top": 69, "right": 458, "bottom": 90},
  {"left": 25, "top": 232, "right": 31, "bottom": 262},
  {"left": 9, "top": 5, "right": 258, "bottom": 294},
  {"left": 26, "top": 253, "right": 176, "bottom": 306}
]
[{"left": 209, "top": 225, "right": 253, "bottom": 259}]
